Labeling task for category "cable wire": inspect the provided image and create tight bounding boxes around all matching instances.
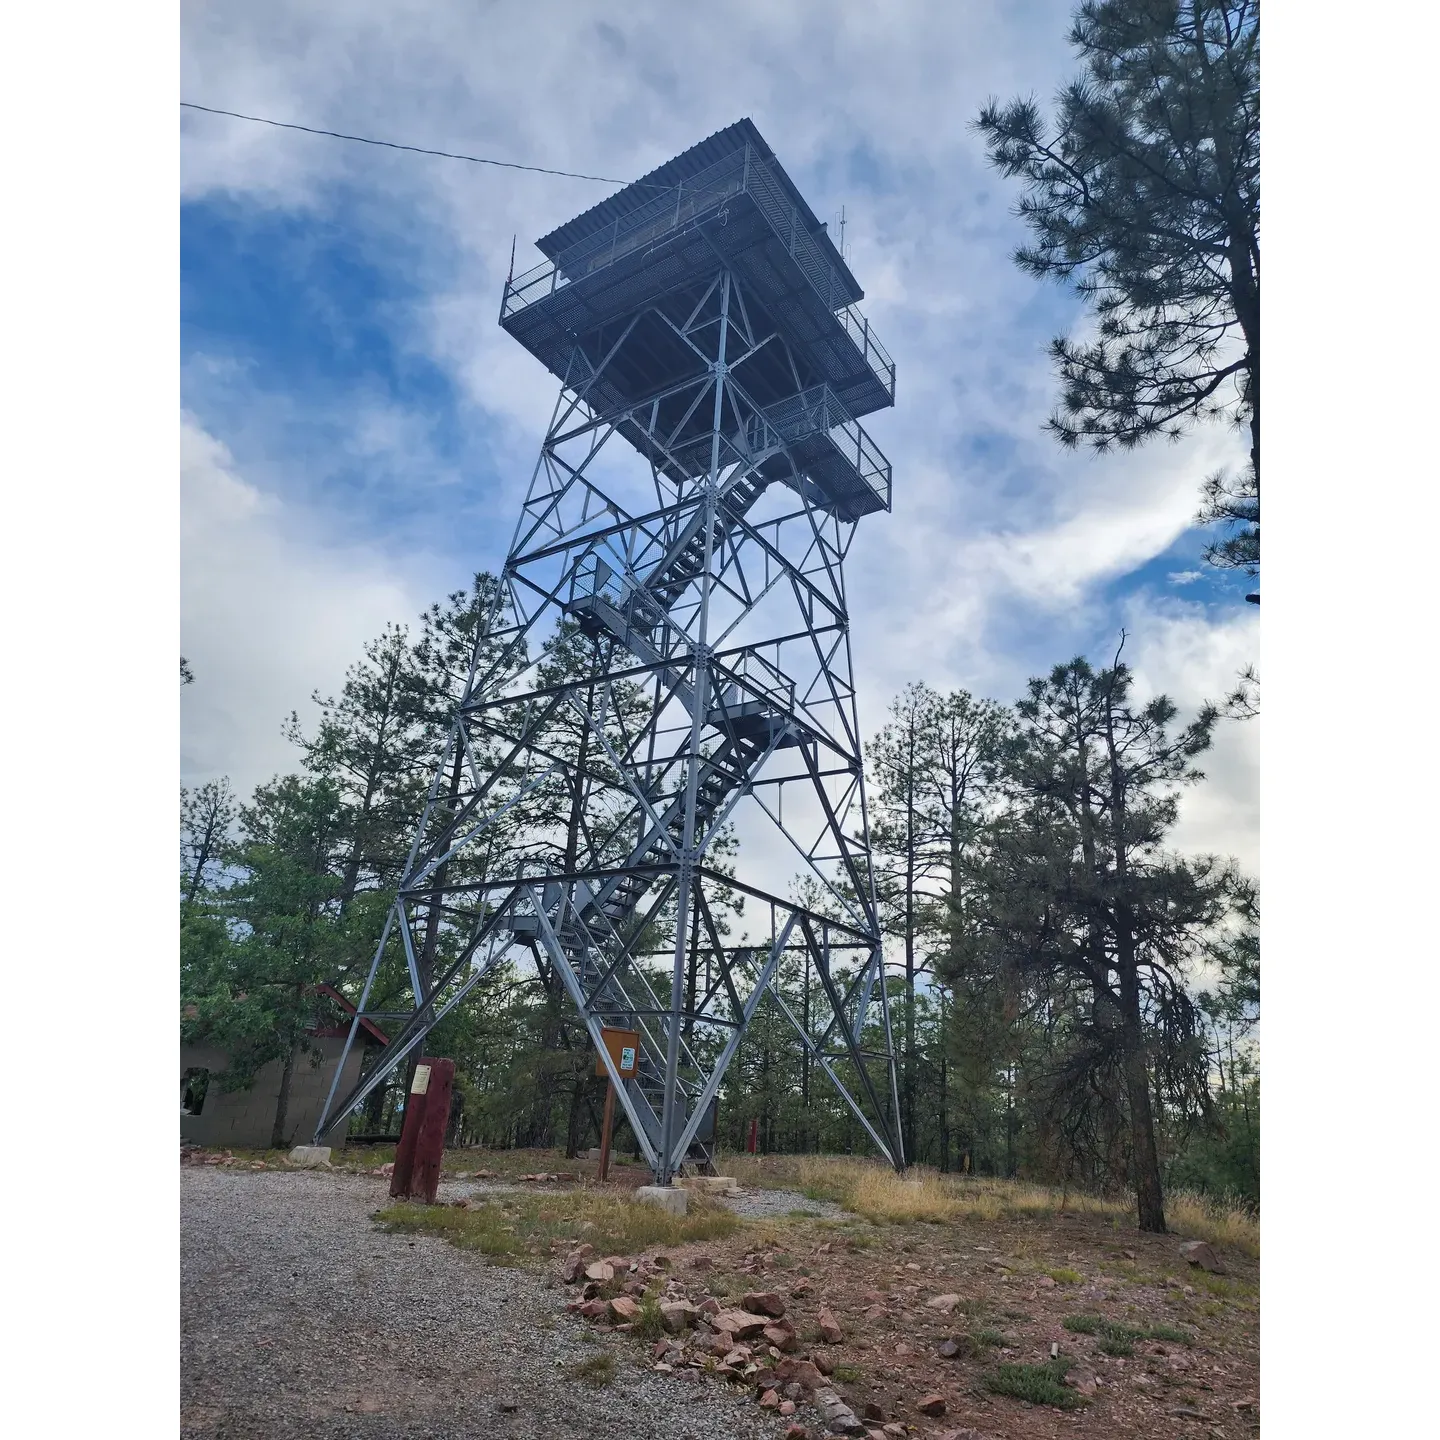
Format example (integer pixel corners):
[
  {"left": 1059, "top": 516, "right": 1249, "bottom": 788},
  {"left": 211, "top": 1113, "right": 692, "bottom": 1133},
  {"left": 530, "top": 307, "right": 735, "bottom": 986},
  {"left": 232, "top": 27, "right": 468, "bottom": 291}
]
[{"left": 180, "top": 102, "right": 649, "bottom": 188}]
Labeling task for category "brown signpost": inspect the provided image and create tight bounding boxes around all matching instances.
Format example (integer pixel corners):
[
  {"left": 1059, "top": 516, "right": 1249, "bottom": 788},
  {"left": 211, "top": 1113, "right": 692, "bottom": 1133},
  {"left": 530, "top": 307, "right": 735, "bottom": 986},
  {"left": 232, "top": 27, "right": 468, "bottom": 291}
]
[
  {"left": 595, "top": 1029, "right": 639, "bottom": 1182},
  {"left": 389, "top": 1056, "right": 455, "bottom": 1202}
]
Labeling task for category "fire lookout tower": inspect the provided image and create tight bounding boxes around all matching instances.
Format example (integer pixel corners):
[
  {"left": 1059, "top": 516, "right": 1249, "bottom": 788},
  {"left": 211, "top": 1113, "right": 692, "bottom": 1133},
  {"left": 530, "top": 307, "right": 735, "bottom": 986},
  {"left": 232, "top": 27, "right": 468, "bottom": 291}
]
[{"left": 315, "top": 119, "right": 904, "bottom": 1183}]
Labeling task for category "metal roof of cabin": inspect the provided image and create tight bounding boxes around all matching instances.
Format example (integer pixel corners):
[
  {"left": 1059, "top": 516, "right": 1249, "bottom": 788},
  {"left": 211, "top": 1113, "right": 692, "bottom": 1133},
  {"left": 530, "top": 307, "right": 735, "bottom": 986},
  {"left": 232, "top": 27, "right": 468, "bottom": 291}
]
[{"left": 535, "top": 117, "right": 863, "bottom": 301}]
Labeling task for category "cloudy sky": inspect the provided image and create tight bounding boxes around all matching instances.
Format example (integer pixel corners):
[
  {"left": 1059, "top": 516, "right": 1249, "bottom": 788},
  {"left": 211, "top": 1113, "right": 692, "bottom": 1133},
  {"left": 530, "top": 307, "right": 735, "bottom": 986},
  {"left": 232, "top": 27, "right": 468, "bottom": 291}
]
[{"left": 180, "top": 0, "right": 1258, "bottom": 876}]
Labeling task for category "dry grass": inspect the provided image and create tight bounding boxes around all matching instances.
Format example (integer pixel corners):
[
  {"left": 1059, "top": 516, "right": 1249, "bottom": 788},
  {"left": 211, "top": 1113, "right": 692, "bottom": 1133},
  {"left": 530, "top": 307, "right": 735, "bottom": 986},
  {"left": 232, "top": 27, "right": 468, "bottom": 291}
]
[
  {"left": 376, "top": 1188, "right": 739, "bottom": 1260},
  {"left": 716, "top": 1151, "right": 1258, "bottom": 1256}
]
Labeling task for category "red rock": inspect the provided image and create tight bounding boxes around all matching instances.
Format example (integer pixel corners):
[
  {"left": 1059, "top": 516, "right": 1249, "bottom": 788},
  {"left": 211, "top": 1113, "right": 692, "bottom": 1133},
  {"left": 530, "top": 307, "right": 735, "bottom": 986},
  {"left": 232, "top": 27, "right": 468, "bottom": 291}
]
[
  {"left": 712, "top": 1308, "right": 768, "bottom": 1338},
  {"left": 1178, "top": 1240, "right": 1226, "bottom": 1274},
  {"left": 917, "top": 1394, "right": 947, "bottom": 1416},
  {"left": 759, "top": 1389, "right": 780, "bottom": 1409},
  {"left": 1035, "top": 1275, "right": 1056, "bottom": 1288},
  {"left": 894, "top": 1341, "right": 914, "bottom": 1357},
  {"left": 863, "top": 1304, "right": 886, "bottom": 1320},
  {"left": 699, "top": 1297, "right": 722, "bottom": 1317},
  {"left": 585, "top": 1260, "right": 614, "bottom": 1282},
  {"left": 779, "top": 1399, "right": 796, "bottom": 1416},
  {"left": 742, "top": 1290, "right": 786, "bottom": 1317},
  {"left": 816, "top": 1307, "right": 843, "bottom": 1343},
  {"left": 763, "top": 1321, "right": 798, "bottom": 1353},
  {"left": 707, "top": 1331, "right": 735, "bottom": 1356},
  {"left": 925, "top": 1292, "right": 960, "bottom": 1312},
  {"left": 651, "top": 1339, "right": 670, "bottom": 1360},
  {"left": 814, "top": 1352, "right": 835, "bottom": 1375},
  {"left": 608, "top": 1296, "right": 641, "bottom": 1322},
  {"left": 790, "top": 1278, "right": 812, "bottom": 1297},
  {"left": 862, "top": 1401, "right": 885, "bottom": 1421},
  {"left": 690, "top": 1255, "right": 715, "bottom": 1270},
  {"left": 784, "top": 1426, "right": 808, "bottom": 1440},
  {"left": 578, "top": 1300, "right": 609, "bottom": 1319},
  {"left": 661, "top": 1301, "right": 700, "bottom": 1333},
  {"left": 862, "top": 1289, "right": 887, "bottom": 1306}
]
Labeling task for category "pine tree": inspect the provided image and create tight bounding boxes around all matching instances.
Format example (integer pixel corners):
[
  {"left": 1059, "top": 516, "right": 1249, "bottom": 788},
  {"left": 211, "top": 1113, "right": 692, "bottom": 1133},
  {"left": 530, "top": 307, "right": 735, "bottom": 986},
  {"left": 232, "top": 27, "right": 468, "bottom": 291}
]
[
  {"left": 977, "top": 0, "right": 1260, "bottom": 573},
  {"left": 951, "top": 647, "right": 1234, "bottom": 1229}
]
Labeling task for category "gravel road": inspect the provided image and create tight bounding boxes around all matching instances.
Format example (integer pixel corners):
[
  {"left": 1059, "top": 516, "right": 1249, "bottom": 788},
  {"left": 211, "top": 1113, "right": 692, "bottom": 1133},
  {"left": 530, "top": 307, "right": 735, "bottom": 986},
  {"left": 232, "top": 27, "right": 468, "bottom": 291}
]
[{"left": 181, "top": 1168, "right": 789, "bottom": 1440}]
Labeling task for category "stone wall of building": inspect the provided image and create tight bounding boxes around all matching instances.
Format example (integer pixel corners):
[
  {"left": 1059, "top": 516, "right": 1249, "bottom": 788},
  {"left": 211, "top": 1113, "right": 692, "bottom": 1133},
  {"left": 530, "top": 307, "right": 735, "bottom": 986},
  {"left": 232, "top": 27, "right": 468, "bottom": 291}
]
[{"left": 180, "top": 1038, "right": 365, "bottom": 1149}]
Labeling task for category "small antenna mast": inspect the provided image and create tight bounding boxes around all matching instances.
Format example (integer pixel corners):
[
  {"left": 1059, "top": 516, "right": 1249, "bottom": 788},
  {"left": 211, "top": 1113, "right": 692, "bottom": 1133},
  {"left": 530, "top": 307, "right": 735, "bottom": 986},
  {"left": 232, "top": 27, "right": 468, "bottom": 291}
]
[{"left": 838, "top": 205, "right": 848, "bottom": 262}]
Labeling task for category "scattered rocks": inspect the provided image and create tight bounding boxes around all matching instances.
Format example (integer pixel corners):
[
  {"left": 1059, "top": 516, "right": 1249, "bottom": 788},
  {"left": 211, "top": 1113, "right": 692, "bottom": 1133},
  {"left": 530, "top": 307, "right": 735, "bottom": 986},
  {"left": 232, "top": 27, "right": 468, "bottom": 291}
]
[
  {"left": 1067, "top": 1367, "right": 1098, "bottom": 1396},
  {"left": 713, "top": 1308, "right": 770, "bottom": 1339},
  {"left": 585, "top": 1260, "right": 615, "bottom": 1283},
  {"left": 561, "top": 1245, "right": 596, "bottom": 1283},
  {"left": 1179, "top": 1240, "right": 1227, "bottom": 1274},
  {"left": 1035, "top": 1275, "right": 1056, "bottom": 1288},
  {"left": 816, "top": 1307, "right": 844, "bottom": 1344},
  {"left": 917, "top": 1393, "right": 947, "bottom": 1417},
  {"left": 742, "top": 1290, "right": 787, "bottom": 1317},
  {"left": 925, "top": 1292, "right": 960, "bottom": 1313},
  {"left": 607, "top": 1296, "right": 641, "bottom": 1323},
  {"left": 937, "top": 1336, "right": 974, "bottom": 1360},
  {"left": 763, "top": 1321, "right": 798, "bottom": 1352},
  {"left": 814, "top": 1386, "right": 864, "bottom": 1435},
  {"left": 661, "top": 1301, "right": 700, "bottom": 1333}
]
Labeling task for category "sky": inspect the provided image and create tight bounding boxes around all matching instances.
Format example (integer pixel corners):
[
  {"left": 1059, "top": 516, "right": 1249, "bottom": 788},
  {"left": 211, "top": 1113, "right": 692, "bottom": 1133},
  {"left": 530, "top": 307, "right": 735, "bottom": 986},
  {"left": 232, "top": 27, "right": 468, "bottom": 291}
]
[{"left": 179, "top": 0, "right": 1259, "bottom": 878}]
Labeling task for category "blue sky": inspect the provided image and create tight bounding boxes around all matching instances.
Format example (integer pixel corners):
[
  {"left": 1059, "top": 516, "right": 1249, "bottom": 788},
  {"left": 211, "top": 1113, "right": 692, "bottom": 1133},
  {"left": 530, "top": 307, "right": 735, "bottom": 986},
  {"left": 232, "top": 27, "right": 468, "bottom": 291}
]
[{"left": 180, "top": 0, "right": 1257, "bottom": 875}]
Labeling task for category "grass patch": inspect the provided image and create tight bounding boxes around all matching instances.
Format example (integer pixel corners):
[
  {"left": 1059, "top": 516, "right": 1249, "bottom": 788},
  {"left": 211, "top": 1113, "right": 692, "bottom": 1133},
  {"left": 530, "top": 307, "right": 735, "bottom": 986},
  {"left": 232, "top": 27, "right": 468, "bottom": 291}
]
[
  {"left": 635, "top": 1297, "right": 665, "bottom": 1341},
  {"left": 831, "top": 1364, "right": 864, "bottom": 1384},
  {"left": 715, "top": 1153, "right": 1258, "bottom": 1255},
  {"left": 971, "top": 1326, "right": 1007, "bottom": 1348},
  {"left": 1148, "top": 1322, "right": 1196, "bottom": 1346},
  {"left": 1065, "top": 1313, "right": 1190, "bottom": 1353},
  {"left": 374, "top": 1189, "right": 739, "bottom": 1260},
  {"left": 789, "top": 1208, "right": 822, "bottom": 1219},
  {"left": 986, "top": 1360, "right": 1084, "bottom": 1409},
  {"left": 566, "top": 1351, "right": 617, "bottom": 1387},
  {"left": 1168, "top": 1189, "right": 1260, "bottom": 1259},
  {"left": 1047, "top": 1267, "right": 1083, "bottom": 1285}
]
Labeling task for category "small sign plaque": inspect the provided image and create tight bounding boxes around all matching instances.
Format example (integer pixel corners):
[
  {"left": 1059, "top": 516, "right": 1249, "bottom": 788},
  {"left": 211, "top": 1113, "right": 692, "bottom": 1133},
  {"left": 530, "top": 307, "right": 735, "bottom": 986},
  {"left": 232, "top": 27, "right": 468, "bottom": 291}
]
[
  {"left": 595, "top": 1028, "right": 641, "bottom": 1079},
  {"left": 410, "top": 1064, "right": 432, "bottom": 1095}
]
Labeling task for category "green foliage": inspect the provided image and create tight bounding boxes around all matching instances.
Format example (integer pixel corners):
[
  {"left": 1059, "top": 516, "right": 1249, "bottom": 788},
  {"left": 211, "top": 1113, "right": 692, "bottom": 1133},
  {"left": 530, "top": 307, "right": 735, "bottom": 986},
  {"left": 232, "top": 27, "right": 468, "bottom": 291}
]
[{"left": 986, "top": 1359, "right": 1085, "bottom": 1408}]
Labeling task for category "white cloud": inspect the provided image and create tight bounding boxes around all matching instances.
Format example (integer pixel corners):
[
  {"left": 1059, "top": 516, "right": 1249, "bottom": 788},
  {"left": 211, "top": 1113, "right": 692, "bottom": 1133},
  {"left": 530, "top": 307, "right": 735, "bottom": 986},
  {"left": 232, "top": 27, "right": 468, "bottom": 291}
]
[
  {"left": 1168, "top": 570, "right": 1205, "bottom": 585},
  {"left": 180, "top": 414, "right": 429, "bottom": 794},
  {"left": 179, "top": 0, "right": 1257, "bottom": 878}
]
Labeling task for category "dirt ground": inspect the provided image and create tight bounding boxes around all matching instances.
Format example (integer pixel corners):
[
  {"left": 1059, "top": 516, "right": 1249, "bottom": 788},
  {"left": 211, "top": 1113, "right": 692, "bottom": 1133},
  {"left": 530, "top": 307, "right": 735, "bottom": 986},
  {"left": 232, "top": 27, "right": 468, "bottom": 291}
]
[{"left": 180, "top": 1150, "right": 1257, "bottom": 1440}]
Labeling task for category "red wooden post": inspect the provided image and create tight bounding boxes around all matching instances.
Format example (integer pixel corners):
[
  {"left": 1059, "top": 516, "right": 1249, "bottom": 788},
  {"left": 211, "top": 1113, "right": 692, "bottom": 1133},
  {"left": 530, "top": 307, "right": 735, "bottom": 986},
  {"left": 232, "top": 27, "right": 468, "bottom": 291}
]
[
  {"left": 409, "top": 1059, "right": 455, "bottom": 1204},
  {"left": 389, "top": 1058, "right": 432, "bottom": 1199},
  {"left": 597, "top": 1077, "right": 616, "bottom": 1182},
  {"left": 747, "top": 1117, "right": 758, "bottom": 1154}
]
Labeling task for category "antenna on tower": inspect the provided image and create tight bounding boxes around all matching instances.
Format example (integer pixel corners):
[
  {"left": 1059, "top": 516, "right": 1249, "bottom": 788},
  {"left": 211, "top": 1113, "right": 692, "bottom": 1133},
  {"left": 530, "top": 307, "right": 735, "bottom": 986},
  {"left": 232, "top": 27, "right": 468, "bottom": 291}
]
[{"left": 838, "top": 204, "right": 848, "bottom": 262}]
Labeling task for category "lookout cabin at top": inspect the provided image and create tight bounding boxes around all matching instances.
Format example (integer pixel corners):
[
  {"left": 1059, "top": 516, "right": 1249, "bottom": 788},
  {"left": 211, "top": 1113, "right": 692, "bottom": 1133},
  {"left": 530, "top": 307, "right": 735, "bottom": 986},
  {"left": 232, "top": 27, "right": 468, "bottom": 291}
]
[{"left": 499, "top": 117, "right": 895, "bottom": 522}]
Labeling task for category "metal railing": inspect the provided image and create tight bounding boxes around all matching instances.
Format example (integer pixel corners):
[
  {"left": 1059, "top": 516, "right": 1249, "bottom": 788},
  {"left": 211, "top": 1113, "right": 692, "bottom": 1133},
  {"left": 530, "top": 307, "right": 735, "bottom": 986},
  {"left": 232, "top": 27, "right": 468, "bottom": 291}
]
[
  {"left": 758, "top": 385, "right": 892, "bottom": 512},
  {"left": 501, "top": 145, "right": 895, "bottom": 402}
]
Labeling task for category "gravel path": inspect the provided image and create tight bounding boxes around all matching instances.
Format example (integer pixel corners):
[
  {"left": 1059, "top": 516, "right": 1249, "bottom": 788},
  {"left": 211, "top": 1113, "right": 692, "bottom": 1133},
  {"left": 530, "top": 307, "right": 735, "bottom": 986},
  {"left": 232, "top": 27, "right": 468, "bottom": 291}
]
[
  {"left": 181, "top": 1169, "right": 789, "bottom": 1440},
  {"left": 714, "top": 1187, "right": 847, "bottom": 1222}
]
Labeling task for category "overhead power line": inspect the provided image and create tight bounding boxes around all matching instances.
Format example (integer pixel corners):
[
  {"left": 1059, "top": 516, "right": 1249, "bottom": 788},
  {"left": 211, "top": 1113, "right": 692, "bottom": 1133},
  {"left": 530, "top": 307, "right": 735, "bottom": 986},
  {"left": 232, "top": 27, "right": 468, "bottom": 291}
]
[{"left": 180, "top": 102, "right": 644, "bottom": 188}]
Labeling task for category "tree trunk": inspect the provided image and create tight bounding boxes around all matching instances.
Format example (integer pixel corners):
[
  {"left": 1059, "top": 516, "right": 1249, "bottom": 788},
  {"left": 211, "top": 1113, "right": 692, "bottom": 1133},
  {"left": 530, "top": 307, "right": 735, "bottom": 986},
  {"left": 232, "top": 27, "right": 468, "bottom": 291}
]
[
  {"left": 1120, "top": 962, "right": 1167, "bottom": 1232},
  {"left": 271, "top": 1040, "right": 298, "bottom": 1149}
]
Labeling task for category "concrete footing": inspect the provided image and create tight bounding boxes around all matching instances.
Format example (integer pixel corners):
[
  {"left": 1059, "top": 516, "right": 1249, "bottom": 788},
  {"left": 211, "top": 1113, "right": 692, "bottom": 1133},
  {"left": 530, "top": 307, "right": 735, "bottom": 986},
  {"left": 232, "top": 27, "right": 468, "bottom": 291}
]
[
  {"left": 677, "top": 1175, "right": 739, "bottom": 1194},
  {"left": 634, "top": 1185, "right": 688, "bottom": 1216},
  {"left": 287, "top": 1145, "right": 333, "bottom": 1168}
]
